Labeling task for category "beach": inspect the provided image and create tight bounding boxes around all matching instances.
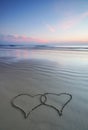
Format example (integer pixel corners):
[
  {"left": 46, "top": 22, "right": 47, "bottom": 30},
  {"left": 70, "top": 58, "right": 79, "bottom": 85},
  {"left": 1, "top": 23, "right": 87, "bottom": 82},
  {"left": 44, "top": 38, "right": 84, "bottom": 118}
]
[{"left": 0, "top": 49, "right": 88, "bottom": 130}]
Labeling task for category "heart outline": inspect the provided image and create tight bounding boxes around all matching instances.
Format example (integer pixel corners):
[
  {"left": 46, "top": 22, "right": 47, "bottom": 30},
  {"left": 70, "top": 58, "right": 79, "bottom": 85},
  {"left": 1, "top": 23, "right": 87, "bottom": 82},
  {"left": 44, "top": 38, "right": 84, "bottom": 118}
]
[
  {"left": 11, "top": 93, "right": 42, "bottom": 118},
  {"left": 43, "top": 93, "right": 72, "bottom": 116},
  {"left": 11, "top": 92, "right": 72, "bottom": 119}
]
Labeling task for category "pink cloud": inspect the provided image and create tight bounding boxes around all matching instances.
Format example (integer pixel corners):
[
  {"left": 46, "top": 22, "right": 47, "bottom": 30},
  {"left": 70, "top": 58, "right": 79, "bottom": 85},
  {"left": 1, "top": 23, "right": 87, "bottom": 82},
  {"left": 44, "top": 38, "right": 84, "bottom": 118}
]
[
  {"left": 60, "top": 11, "right": 88, "bottom": 30},
  {"left": 0, "top": 34, "right": 48, "bottom": 43},
  {"left": 60, "top": 19, "right": 78, "bottom": 30},
  {"left": 46, "top": 24, "right": 56, "bottom": 32},
  {"left": 81, "top": 12, "right": 88, "bottom": 18},
  {"left": 46, "top": 11, "right": 88, "bottom": 31}
]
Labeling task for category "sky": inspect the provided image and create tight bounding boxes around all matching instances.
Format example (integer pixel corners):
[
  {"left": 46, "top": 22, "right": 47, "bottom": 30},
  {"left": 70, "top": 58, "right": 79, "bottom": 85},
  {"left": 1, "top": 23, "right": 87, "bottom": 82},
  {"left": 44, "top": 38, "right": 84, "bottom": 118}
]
[{"left": 0, "top": 0, "right": 88, "bottom": 45}]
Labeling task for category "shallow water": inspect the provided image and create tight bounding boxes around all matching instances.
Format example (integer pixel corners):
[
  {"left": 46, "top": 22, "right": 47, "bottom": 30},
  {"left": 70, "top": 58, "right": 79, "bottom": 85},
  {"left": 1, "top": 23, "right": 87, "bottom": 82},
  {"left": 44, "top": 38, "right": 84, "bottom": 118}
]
[{"left": 0, "top": 48, "right": 88, "bottom": 130}]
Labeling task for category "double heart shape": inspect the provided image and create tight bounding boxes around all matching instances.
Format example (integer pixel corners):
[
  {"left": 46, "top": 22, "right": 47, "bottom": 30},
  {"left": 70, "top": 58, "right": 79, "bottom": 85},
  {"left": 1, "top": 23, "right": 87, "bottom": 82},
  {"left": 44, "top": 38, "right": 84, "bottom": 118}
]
[{"left": 11, "top": 92, "right": 72, "bottom": 119}]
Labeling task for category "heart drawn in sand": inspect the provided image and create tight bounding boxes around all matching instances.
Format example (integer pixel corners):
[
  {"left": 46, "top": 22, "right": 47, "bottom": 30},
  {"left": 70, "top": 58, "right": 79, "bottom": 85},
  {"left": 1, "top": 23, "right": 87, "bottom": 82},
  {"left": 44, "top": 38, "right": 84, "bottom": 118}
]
[{"left": 11, "top": 93, "right": 72, "bottom": 119}]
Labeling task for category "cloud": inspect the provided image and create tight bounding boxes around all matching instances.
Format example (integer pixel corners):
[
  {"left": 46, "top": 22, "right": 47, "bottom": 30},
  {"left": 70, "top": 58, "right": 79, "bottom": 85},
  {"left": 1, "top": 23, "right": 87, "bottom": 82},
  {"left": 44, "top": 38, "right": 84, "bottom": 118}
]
[
  {"left": 46, "top": 24, "right": 56, "bottom": 32},
  {"left": 60, "top": 19, "right": 77, "bottom": 30},
  {"left": 46, "top": 11, "right": 88, "bottom": 31},
  {"left": 81, "top": 12, "right": 88, "bottom": 18},
  {"left": 0, "top": 34, "right": 48, "bottom": 44},
  {"left": 60, "top": 11, "right": 88, "bottom": 30}
]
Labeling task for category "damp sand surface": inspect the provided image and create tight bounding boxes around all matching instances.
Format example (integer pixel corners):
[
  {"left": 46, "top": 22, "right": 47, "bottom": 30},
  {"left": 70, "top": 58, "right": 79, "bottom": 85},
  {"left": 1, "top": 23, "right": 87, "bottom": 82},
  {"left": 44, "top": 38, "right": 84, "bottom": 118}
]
[{"left": 0, "top": 49, "right": 88, "bottom": 130}]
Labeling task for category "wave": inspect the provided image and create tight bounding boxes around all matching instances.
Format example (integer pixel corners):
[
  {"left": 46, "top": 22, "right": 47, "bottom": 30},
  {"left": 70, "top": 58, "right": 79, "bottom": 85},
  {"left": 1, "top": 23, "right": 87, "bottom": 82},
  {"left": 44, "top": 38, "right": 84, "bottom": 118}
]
[{"left": 0, "top": 44, "right": 88, "bottom": 51}]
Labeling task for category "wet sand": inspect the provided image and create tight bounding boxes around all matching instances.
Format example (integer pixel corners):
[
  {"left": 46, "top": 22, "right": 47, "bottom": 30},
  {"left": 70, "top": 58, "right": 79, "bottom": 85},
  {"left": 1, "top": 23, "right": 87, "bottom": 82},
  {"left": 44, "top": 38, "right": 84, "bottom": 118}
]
[{"left": 0, "top": 50, "right": 88, "bottom": 130}]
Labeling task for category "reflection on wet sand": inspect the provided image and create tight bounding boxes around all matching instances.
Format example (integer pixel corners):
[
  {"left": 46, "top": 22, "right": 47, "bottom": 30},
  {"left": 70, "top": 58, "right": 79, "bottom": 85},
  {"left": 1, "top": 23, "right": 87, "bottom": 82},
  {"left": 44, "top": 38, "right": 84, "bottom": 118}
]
[{"left": 0, "top": 49, "right": 88, "bottom": 67}]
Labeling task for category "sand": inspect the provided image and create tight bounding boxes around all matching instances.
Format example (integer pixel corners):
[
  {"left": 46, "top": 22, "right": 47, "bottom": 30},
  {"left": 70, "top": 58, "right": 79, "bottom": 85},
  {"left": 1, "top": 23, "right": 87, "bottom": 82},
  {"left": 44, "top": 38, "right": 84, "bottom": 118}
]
[{"left": 0, "top": 56, "right": 88, "bottom": 130}]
